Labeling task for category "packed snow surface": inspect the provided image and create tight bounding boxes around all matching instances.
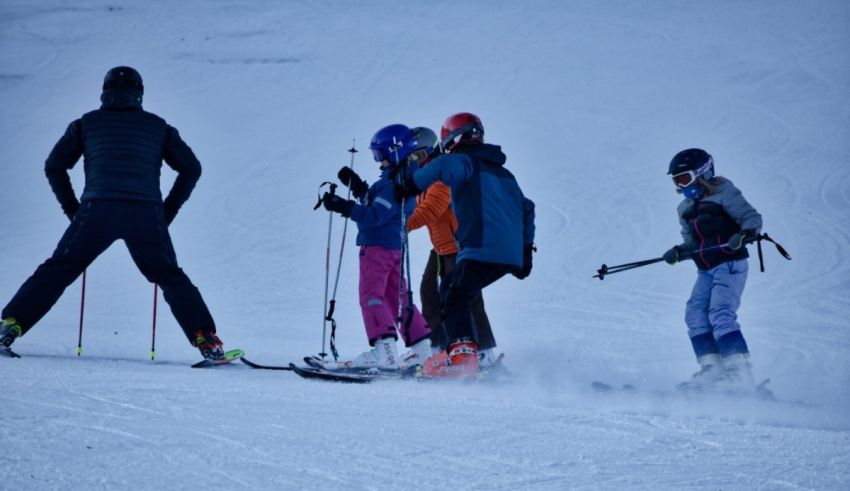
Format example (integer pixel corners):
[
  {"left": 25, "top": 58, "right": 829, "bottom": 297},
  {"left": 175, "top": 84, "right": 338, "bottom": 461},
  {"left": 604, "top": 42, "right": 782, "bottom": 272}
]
[{"left": 1, "top": 1, "right": 848, "bottom": 489}]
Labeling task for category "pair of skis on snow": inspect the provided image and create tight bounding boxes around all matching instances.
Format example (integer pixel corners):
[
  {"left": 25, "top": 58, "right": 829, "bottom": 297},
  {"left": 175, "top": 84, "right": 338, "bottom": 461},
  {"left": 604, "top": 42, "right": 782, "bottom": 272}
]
[
  {"left": 590, "top": 378, "right": 778, "bottom": 401},
  {"left": 3, "top": 346, "right": 434, "bottom": 383},
  {"left": 225, "top": 352, "right": 511, "bottom": 384}
]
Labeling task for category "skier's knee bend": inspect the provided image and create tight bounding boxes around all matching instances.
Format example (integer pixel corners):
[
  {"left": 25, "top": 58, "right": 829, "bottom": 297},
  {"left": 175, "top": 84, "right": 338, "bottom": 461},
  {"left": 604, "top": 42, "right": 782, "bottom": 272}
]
[{"left": 144, "top": 266, "right": 191, "bottom": 288}]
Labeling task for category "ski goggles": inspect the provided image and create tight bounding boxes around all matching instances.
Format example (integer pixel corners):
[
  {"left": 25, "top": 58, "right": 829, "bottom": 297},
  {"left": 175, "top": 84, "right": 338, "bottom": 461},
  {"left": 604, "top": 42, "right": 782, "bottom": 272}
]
[
  {"left": 370, "top": 141, "right": 406, "bottom": 163},
  {"left": 672, "top": 170, "right": 700, "bottom": 188},
  {"left": 439, "top": 123, "right": 483, "bottom": 153},
  {"left": 370, "top": 147, "right": 391, "bottom": 163},
  {"left": 409, "top": 144, "right": 440, "bottom": 166},
  {"left": 671, "top": 159, "right": 713, "bottom": 189}
]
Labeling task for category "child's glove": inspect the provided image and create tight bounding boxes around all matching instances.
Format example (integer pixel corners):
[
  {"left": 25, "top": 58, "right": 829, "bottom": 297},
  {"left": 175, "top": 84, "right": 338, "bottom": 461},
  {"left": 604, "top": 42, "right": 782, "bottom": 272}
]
[
  {"left": 393, "top": 174, "right": 420, "bottom": 202},
  {"left": 662, "top": 246, "right": 681, "bottom": 264},
  {"left": 337, "top": 167, "right": 368, "bottom": 200},
  {"left": 322, "top": 193, "right": 354, "bottom": 218},
  {"left": 727, "top": 229, "right": 755, "bottom": 250}
]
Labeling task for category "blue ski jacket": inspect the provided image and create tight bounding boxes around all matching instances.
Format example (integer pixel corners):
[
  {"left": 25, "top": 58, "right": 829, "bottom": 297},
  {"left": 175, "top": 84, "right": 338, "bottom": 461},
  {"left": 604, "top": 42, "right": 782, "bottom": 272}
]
[
  {"left": 351, "top": 166, "right": 415, "bottom": 250},
  {"left": 412, "top": 143, "right": 535, "bottom": 267}
]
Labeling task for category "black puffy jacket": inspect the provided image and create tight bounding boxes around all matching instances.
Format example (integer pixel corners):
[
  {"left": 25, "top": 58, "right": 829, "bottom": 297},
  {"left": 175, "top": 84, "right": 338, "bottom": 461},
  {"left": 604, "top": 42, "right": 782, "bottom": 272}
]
[
  {"left": 676, "top": 178, "right": 762, "bottom": 270},
  {"left": 44, "top": 90, "right": 201, "bottom": 221}
]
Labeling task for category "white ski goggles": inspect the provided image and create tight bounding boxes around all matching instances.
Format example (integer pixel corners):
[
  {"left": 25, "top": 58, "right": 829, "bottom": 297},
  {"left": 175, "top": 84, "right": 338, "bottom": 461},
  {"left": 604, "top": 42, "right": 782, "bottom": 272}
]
[
  {"left": 671, "top": 159, "right": 713, "bottom": 188},
  {"left": 672, "top": 170, "right": 700, "bottom": 188}
]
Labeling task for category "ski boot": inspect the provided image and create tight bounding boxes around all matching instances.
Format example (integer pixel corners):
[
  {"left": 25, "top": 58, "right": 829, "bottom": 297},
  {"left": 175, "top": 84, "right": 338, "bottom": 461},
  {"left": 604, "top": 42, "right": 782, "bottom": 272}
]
[
  {"left": 677, "top": 353, "right": 724, "bottom": 392},
  {"left": 718, "top": 353, "right": 757, "bottom": 393},
  {"left": 399, "top": 338, "right": 432, "bottom": 370},
  {"left": 324, "top": 336, "right": 399, "bottom": 372},
  {"left": 419, "top": 338, "right": 479, "bottom": 379},
  {"left": 193, "top": 330, "right": 225, "bottom": 361},
  {"left": 1, "top": 318, "right": 22, "bottom": 347}
]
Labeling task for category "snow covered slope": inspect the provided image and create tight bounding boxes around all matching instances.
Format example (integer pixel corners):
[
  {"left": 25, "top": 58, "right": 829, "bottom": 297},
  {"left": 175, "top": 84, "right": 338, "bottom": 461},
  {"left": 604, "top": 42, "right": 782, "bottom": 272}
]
[{"left": 1, "top": 1, "right": 848, "bottom": 489}]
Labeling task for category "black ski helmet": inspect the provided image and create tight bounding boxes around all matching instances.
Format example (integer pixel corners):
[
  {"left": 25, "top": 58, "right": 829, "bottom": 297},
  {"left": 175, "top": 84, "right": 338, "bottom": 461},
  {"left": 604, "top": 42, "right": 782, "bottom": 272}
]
[
  {"left": 668, "top": 148, "right": 714, "bottom": 178},
  {"left": 409, "top": 127, "right": 440, "bottom": 165},
  {"left": 103, "top": 66, "right": 143, "bottom": 93}
]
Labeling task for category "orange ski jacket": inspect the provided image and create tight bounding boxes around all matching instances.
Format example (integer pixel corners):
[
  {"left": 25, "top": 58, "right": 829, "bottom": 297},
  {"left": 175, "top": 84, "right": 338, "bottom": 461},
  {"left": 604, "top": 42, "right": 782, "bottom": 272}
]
[{"left": 407, "top": 181, "right": 459, "bottom": 255}]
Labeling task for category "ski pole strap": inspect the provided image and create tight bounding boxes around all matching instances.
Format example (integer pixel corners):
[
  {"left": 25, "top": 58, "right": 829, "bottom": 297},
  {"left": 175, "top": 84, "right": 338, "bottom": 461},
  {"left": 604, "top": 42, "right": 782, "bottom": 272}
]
[
  {"left": 753, "top": 232, "right": 791, "bottom": 273},
  {"left": 313, "top": 181, "right": 337, "bottom": 210},
  {"left": 328, "top": 318, "right": 339, "bottom": 360},
  {"left": 325, "top": 299, "right": 339, "bottom": 360}
]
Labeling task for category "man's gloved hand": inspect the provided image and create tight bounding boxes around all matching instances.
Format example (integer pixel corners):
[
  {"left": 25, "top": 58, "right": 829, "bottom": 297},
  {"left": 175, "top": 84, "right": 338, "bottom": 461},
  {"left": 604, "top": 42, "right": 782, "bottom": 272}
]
[
  {"left": 163, "top": 199, "right": 179, "bottom": 225},
  {"left": 662, "top": 246, "right": 681, "bottom": 265},
  {"left": 393, "top": 173, "right": 420, "bottom": 202},
  {"left": 727, "top": 229, "right": 755, "bottom": 250},
  {"left": 513, "top": 244, "right": 535, "bottom": 279},
  {"left": 322, "top": 192, "right": 355, "bottom": 218},
  {"left": 62, "top": 201, "right": 80, "bottom": 222},
  {"left": 337, "top": 166, "right": 368, "bottom": 200}
]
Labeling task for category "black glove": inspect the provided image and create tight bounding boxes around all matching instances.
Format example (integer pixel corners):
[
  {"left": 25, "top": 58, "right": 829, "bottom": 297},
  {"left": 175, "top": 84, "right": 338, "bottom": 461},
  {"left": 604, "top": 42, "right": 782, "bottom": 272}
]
[
  {"left": 62, "top": 201, "right": 80, "bottom": 222},
  {"left": 513, "top": 244, "right": 535, "bottom": 279},
  {"left": 727, "top": 229, "right": 755, "bottom": 250},
  {"left": 337, "top": 166, "right": 368, "bottom": 200},
  {"left": 662, "top": 246, "right": 680, "bottom": 265},
  {"left": 163, "top": 200, "right": 179, "bottom": 225},
  {"left": 322, "top": 192, "right": 354, "bottom": 218},
  {"left": 393, "top": 173, "right": 420, "bottom": 202}
]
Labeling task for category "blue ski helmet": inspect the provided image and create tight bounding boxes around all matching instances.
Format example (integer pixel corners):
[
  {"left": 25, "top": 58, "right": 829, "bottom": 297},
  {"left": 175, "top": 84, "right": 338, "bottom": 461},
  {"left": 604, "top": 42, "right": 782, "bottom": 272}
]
[
  {"left": 409, "top": 127, "right": 440, "bottom": 165},
  {"left": 369, "top": 124, "right": 415, "bottom": 165}
]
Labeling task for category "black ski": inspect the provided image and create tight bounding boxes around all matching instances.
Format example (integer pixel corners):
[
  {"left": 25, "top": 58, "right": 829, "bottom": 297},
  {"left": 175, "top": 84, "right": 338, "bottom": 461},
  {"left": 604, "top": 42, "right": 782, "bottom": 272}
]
[
  {"left": 302, "top": 355, "right": 420, "bottom": 378},
  {"left": 240, "top": 357, "right": 293, "bottom": 371},
  {"left": 289, "top": 363, "right": 377, "bottom": 383},
  {"left": 294, "top": 355, "right": 512, "bottom": 384},
  {"left": 1, "top": 347, "right": 21, "bottom": 358}
]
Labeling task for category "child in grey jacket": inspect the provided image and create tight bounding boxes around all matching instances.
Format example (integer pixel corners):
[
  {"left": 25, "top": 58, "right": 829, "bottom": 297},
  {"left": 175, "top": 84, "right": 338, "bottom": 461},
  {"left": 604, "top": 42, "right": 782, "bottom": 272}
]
[{"left": 662, "top": 148, "right": 762, "bottom": 392}]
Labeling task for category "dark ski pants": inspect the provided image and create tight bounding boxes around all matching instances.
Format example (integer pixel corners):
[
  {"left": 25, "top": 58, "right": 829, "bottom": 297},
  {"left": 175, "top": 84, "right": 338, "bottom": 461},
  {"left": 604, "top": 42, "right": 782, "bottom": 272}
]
[
  {"left": 2, "top": 200, "right": 216, "bottom": 343},
  {"left": 439, "top": 259, "right": 513, "bottom": 347},
  {"left": 422, "top": 250, "right": 495, "bottom": 350}
]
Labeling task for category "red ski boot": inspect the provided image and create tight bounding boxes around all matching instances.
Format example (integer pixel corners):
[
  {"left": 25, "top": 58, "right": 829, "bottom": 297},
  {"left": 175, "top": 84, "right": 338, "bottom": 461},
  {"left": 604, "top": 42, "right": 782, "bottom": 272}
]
[{"left": 419, "top": 338, "right": 479, "bottom": 379}]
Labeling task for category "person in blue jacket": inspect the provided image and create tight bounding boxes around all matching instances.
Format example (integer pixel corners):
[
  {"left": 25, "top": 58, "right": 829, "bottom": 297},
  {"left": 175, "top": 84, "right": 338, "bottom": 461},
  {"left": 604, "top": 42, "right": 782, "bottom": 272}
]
[
  {"left": 0, "top": 66, "right": 226, "bottom": 362},
  {"left": 320, "top": 124, "right": 432, "bottom": 371},
  {"left": 395, "top": 112, "right": 536, "bottom": 378}
]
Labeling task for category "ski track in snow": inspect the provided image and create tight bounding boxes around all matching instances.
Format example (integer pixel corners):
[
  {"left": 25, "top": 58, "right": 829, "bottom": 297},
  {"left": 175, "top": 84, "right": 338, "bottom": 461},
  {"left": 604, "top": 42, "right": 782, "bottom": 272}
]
[{"left": 1, "top": 0, "right": 849, "bottom": 489}]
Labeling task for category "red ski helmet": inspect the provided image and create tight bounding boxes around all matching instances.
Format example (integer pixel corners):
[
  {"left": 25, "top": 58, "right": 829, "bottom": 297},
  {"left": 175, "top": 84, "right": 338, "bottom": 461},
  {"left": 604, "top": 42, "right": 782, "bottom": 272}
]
[{"left": 440, "top": 112, "right": 484, "bottom": 153}]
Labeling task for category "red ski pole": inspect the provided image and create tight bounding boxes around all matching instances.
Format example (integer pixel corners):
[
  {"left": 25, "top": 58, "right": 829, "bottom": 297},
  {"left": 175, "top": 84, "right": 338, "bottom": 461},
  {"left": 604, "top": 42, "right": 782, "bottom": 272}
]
[
  {"left": 76, "top": 269, "right": 86, "bottom": 356},
  {"left": 151, "top": 284, "right": 158, "bottom": 360}
]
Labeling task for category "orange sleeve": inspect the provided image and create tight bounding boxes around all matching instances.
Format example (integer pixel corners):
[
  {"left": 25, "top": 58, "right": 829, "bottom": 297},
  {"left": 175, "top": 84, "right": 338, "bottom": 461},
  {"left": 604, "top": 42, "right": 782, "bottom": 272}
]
[{"left": 407, "top": 181, "right": 452, "bottom": 232}]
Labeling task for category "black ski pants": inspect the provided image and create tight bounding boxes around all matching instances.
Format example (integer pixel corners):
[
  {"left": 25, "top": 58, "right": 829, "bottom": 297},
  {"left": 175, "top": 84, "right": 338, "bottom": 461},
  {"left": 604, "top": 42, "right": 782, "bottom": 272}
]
[
  {"left": 439, "top": 259, "right": 513, "bottom": 347},
  {"left": 2, "top": 200, "right": 215, "bottom": 342},
  {"left": 422, "top": 250, "right": 495, "bottom": 350}
]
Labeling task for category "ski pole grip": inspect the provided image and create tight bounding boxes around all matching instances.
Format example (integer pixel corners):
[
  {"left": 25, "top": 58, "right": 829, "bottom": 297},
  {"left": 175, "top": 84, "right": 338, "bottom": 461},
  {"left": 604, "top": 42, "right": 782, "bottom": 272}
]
[
  {"left": 325, "top": 299, "right": 336, "bottom": 320},
  {"left": 314, "top": 182, "right": 340, "bottom": 210}
]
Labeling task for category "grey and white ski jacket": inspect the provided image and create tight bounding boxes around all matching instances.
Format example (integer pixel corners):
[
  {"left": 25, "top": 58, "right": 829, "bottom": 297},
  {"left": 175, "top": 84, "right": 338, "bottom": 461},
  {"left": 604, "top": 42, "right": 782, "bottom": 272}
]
[{"left": 676, "top": 178, "right": 762, "bottom": 270}]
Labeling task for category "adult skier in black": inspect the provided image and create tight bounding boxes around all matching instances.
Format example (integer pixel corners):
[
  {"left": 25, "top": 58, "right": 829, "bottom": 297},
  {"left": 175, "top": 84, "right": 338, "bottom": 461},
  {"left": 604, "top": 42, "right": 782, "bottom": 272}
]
[{"left": 0, "top": 66, "right": 226, "bottom": 361}]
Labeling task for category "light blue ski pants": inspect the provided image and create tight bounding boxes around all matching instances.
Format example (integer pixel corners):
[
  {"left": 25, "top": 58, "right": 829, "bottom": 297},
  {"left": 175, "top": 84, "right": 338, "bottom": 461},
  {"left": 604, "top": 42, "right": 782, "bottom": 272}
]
[{"left": 685, "top": 259, "right": 749, "bottom": 349}]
